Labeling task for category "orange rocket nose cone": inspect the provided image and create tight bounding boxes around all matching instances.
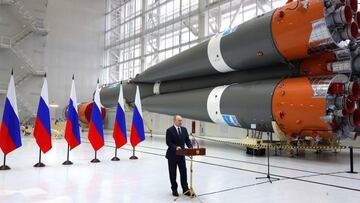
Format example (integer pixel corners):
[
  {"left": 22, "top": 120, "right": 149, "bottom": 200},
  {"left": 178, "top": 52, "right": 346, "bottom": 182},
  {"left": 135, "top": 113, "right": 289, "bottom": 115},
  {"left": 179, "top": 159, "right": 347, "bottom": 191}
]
[
  {"left": 85, "top": 103, "right": 107, "bottom": 122},
  {"left": 348, "top": 0, "right": 358, "bottom": 13},
  {"left": 346, "top": 95, "right": 356, "bottom": 113},
  {"left": 352, "top": 109, "right": 360, "bottom": 127}
]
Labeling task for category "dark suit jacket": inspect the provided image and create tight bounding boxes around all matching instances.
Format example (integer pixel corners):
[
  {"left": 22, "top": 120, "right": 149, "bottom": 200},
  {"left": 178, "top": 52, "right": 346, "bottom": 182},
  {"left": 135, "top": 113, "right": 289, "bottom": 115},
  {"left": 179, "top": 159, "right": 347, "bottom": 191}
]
[{"left": 166, "top": 126, "right": 193, "bottom": 159}]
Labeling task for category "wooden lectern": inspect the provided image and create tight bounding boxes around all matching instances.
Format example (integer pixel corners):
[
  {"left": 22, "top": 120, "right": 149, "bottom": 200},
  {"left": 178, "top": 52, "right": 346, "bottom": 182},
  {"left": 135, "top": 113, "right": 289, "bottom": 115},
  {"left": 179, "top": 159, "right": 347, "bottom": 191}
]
[
  {"left": 176, "top": 148, "right": 206, "bottom": 156},
  {"left": 174, "top": 148, "right": 206, "bottom": 202}
]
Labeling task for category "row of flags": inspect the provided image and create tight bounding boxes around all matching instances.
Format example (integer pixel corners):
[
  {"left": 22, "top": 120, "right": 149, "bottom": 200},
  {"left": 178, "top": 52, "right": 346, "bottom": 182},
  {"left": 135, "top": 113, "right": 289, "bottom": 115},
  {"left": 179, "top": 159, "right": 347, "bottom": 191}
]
[
  {"left": 88, "top": 82, "right": 146, "bottom": 153},
  {"left": 0, "top": 71, "right": 145, "bottom": 163}
]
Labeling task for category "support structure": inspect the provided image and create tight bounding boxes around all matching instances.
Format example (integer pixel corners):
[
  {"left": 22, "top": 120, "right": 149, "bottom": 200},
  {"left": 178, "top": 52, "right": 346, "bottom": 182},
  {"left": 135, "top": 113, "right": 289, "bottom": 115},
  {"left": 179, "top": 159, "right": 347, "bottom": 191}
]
[
  {"left": 0, "top": 155, "right": 10, "bottom": 170},
  {"left": 62, "top": 145, "right": 73, "bottom": 165},
  {"left": 347, "top": 147, "right": 358, "bottom": 174},
  {"left": 34, "top": 149, "right": 45, "bottom": 167}
]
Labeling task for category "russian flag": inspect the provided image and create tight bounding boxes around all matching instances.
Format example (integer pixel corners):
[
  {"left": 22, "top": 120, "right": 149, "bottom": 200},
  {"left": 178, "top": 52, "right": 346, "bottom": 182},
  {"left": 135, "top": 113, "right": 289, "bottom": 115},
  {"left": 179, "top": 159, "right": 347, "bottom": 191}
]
[
  {"left": 113, "top": 84, "right": 127, "bottom": 148},
  {"left": 64, "top": 76, "right": 81, "bottom": 150},
  {"left": 0, "top": 71, "right": 21, "bottom": 155},
  {"left": 88, "top": 81, "right": 104, "bottom": 151},
  {"left": 33, "top": 76, "right": 52, "bottom": 153},
  {"left": 130, "top": 86, "right": 145, "bottom": 147}
]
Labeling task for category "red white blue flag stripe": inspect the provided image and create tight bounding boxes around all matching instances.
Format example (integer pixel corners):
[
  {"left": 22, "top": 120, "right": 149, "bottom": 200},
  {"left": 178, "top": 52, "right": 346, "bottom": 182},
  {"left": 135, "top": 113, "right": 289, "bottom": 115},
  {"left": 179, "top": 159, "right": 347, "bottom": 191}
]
[
  {"left": 113, "top": 84, "right": 127, "bottom": 148},
  {"left": 33, "top": 77, "right": 52, "bottom": 153},
  {"left": 64, "top": 77, "right": 81, "bottom": 149},
  {"left": 88, "top": 82, "right": 104, "bottom": 151},
  {"left": 0, "top": 73, "right": 21, "bottom": 155},
  {"left": 130, "top": 86, "right": 145, "bottom": 147}
]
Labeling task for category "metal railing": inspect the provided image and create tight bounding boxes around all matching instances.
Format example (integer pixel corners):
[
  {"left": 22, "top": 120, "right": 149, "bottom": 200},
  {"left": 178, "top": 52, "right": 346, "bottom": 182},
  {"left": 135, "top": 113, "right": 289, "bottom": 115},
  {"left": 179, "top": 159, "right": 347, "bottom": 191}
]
[
  {"left": 11, "top": 0, "right": 49, "bottom": 34},
  {"left": 0, "top": 36, "right": 11, "bottom": 48},
  {"left": 1, "top": 0, "right": 48, "bottom": 122},
  {"left": 12, "top": 25, "right": 33, "bottom": 44},
  {"left": 13, "top": 0, "right": 34, "bottom": 22},
  {"left": 11, "top": 47, "right": 45, "bottom": 76}
]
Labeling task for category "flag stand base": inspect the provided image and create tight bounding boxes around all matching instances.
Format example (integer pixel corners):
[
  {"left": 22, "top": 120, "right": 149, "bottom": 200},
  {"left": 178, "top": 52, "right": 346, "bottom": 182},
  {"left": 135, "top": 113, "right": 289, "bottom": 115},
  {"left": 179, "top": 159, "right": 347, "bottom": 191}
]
[
  {"left": 91, "top": 151, "right": 100, "bottom": 163},
  {"left": 129, "top": 147, "right": 138, "bottom": 160},
  {"left": 129, "top": 156, "right": 138, "bottom": 160},
  {"left": 34, "top": 149, "right": 45, "bottom": 167},
  {"left": 90, "top": 158, "right": 100, "bottom": 163},
  {"left": 34, "top": 162, "right": 46, "bottom": 167},
  {"left": 0, "top": 165, "right": 10, "bottom": 170},
  {"left": 111, "top": 157, "right": 120, "bottom": 161},
  {"left": 62, "top": 160, "right": 73, "bottom": 165},
  {"left": 0, "top": 155, "right": 10, "bottom": 170},
  {"left": 62, "top": 145, "right": 73, "bottom": 165},
  {"left": 111, "top": 147, "right": 120, "bottom": 161}
]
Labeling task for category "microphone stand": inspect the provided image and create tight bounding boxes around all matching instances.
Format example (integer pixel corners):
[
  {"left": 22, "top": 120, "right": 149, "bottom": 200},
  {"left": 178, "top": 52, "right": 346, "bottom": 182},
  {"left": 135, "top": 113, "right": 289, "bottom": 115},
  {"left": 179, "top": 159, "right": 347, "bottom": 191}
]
[
  {"left": 256, "top": 132, "right": 280, "bottom": 183},
  {"left": 175, "top": 133, "right": 202, "bottom": 203},
  {"left": 190, "top": 133, "right": 200, "bottom": 149}
]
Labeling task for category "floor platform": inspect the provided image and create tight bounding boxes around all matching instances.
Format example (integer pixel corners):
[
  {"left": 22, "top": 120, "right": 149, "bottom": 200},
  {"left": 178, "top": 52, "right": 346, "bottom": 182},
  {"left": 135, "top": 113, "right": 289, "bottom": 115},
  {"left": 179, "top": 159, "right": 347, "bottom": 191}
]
[{"left": 0, "top": 133, "right": 359, "bottom": 203}]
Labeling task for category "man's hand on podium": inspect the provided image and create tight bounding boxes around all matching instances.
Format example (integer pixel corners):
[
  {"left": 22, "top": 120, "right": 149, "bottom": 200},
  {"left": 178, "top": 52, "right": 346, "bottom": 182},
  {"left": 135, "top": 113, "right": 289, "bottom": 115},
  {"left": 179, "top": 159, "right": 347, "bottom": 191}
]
[{"left": 176, "top": 146, "right": 181, "bottom": 150}]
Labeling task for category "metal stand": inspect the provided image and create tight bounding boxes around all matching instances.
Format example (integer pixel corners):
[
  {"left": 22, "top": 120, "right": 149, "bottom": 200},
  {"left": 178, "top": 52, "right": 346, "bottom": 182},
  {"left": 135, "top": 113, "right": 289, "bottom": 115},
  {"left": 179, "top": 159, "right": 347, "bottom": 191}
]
[
  {"left": 111, "top": 147, "right": 120, "bottom": 161},
  {"left": 0, "top": 155, "right": 10, "bottom": 170},
  {"left": 175, "top": 156, "right": 202, "bottom": 202},
  {"left": 129, "top": 147, "right": 138, "bottom": 159},
  {"left": 90, "top": 151, "right": 100, "bottom": 163},
  {"left": 256, "top": 132, "right": 279, "bottom": 183},
  {"left": 62, "top": 144, "right": 73, "bottom": 165},
  {"left": 347, "top": 147, "right": 357, "bottom": 174},
  {"left": 34, "top": 149, "right": 45, "bottom": 167}
]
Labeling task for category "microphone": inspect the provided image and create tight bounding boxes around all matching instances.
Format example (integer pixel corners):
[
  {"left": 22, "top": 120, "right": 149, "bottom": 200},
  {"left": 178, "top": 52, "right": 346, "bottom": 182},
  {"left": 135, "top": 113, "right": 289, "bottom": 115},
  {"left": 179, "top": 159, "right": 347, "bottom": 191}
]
[{"left": 190, "top": 133, "right": 200, "bottom": 149}]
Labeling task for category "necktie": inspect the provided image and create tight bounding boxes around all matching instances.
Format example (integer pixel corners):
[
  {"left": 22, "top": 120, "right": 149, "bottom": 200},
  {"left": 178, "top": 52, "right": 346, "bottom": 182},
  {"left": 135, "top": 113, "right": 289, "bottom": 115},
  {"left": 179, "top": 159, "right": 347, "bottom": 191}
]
[{"left": 177, "top": 127, "right": 181, "bottom": 136}]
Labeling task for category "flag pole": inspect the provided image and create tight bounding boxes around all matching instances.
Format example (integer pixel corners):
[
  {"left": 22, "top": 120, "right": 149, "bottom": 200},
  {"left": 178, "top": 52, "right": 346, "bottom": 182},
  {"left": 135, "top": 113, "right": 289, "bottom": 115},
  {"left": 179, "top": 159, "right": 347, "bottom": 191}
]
[
  {"left": 91, "top": 151, "right": 100, "bottom": 163},
  {"left": 34, "top": 148, "right": 45, "bottom": 167},
  {"left": 62, "top": 144, "right": 73, "bottom": 165},
  {"left": 111, "top": 147, "right": 120, "bottom": 161},
  {"left": 0, "top": 154, "right": 10, "bottom": 170},
  {"left": 129, "top": 147, "right": 138, "bottom": 160}
]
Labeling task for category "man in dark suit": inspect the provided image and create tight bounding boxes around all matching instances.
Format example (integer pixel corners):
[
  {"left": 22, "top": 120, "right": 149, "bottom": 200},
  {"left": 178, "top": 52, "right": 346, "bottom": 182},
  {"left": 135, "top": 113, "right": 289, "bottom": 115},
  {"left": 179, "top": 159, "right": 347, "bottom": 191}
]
[{"left": 166, "top": 115, "right": 193, "bottom": 197}]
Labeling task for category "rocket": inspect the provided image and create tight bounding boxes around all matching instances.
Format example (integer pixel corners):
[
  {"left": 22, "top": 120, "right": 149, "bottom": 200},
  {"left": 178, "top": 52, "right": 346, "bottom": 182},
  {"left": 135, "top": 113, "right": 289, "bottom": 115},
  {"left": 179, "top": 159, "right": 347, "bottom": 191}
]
[{"left": 81, "top": 0, "right": 360, "bottom": 142}]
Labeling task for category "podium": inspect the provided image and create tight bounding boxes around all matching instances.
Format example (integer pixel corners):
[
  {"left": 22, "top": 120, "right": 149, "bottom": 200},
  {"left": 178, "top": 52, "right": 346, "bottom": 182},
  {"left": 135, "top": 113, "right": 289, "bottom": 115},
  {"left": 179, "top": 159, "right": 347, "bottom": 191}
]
[
  {"left": 175, "top": 148, "right": 206, "bottom": 201},
  {"left": 176, "top": 148, "right": 206, "bottom": 156}
]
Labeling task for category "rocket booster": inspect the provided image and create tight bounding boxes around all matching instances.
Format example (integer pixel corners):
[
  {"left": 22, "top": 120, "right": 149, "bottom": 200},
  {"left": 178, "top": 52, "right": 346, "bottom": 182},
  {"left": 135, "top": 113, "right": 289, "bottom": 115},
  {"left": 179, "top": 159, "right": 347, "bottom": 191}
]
[
  {"left": 100, "top": 65, "right": 298, "bottom": 108},
  {"left": 133, "top": 0, "right": 360, "bottom": 83},
  {"left": 141, "top": 75, "right": 360, "bottom": 140}
]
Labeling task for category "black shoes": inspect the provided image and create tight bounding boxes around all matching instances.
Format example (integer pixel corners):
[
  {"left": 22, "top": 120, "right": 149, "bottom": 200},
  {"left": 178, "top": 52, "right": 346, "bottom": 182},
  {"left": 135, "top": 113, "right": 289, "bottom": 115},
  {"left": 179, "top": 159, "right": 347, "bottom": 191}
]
[
  {"left": 172, "top": 190, "right": 193, "bottom": 197},
  {"left": 172, "top": 191, "right": 179, "bottom": 197},
  {"left": 183, "top": 191, "right": 192, "bottom": 196}
]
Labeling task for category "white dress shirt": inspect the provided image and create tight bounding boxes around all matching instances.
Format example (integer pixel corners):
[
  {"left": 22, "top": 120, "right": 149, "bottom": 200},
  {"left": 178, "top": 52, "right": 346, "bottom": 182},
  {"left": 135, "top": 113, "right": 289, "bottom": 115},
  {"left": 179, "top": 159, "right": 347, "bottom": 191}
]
[{"left": 174, "top": 125, "right": 181, "bottom": 135}]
